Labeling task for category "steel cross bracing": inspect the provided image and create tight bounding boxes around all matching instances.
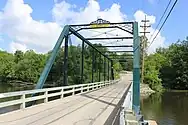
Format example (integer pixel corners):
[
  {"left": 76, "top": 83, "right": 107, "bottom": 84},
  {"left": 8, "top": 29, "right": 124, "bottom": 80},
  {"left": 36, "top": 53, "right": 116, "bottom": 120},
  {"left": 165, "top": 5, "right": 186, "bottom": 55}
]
[
  {"left": 34, "top": 18, "right": 140, "bottom": 115},
  {"left": 70, "top": 19, "right": 134, "bottom": 59}
]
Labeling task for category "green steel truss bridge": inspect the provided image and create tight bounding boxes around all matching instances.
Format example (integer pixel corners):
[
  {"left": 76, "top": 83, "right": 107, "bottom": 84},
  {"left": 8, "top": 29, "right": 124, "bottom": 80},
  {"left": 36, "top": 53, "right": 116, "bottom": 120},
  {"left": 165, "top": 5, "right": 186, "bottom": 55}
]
[{"left": 0, "top": 19, "right": 153, "bottom": 125}]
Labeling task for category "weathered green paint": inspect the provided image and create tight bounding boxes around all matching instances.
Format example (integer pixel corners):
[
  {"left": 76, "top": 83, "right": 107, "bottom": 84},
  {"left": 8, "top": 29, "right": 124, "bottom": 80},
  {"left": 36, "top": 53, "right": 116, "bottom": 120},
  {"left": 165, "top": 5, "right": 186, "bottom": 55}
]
[
  {"left": 108, "top": 60, "right": 109, "bottom": 81},
  {"left": 35, "top": 25, "right": 69, "bottom": 89},
  {"left": 104, "top": 57, "right": 106, "bottom": 82},
  {"left": 99, "top": 55, "right": 101, "bottom": 82},
  {"left": 63, "top": 36, "right": 69, "bottom": 86},
  {"left": 111, "top": 60, "right": 114, "bottom": 80},
  {"left": 133, "top": 22, "right": 140, "bottom": 111},
  {"left": 81, "top": 40, "right": 84, "bottom": 84},
  {"left": 92, "top": 49, "right": 94, "bottom": 83}
]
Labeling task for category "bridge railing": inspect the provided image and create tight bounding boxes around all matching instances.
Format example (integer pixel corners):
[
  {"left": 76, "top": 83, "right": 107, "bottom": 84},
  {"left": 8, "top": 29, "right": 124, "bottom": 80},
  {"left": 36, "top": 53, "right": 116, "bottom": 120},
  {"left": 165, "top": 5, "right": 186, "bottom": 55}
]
[
  {"left": 0, "top": 80, "right": 119, "bottom": 112},
  {"left": 119, "top": 82, "right": 133, "bottom": 125}
]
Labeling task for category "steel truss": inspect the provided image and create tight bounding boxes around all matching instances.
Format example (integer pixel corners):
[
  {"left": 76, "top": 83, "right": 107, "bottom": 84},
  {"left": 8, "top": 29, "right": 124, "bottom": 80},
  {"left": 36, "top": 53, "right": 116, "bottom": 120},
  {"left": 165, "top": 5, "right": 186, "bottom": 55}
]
[{"left": 35, "top": 18, "right": 140, "bottom": 114}]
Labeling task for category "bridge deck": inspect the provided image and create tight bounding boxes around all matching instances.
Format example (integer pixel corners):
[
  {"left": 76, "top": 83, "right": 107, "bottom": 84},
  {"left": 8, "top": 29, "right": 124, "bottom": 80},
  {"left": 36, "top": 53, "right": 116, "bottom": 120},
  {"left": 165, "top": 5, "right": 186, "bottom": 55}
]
[{"left": 0, "top": 73, "right": 132, "bottom": 125}]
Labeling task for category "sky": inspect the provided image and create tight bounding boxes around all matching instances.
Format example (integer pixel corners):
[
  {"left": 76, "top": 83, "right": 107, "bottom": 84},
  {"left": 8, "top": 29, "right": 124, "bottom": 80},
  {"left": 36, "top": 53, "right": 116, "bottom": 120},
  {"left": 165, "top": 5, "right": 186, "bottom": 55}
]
[{"left": 0, "top": 0, "right": 186, "bottom": 53}]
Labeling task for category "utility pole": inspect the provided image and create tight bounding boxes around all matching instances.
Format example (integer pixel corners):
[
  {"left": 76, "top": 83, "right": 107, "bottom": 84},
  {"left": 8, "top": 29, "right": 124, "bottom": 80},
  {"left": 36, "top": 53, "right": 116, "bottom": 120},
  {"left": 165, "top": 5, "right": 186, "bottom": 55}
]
[{"left": 140, "top": 15, "right": 150, "bottom": 84}]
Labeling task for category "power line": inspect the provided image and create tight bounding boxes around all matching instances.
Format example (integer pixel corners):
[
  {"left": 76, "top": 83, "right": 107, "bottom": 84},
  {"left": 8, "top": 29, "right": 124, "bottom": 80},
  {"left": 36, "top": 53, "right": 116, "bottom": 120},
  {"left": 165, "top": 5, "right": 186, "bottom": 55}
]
[
  {"left": 149, "top": 0, "right": 172, "bottom": 41},
  {"left": 147, "top": 0, "right": 178, "bottom": 49}
]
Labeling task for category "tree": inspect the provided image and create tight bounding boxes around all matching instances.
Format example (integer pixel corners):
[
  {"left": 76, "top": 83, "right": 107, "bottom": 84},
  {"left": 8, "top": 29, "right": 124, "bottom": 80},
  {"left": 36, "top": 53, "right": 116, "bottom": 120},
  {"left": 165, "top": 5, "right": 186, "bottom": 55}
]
[
  {"left": 14, "top": 50, "right": 23, "bottom": 63},
  {"left": 118, "top": 53, "right": 133, "bottom": 71},
  {"left": 144, "top": 53, "right": 165, "bottom": 91},
  {"left": 144, "top": 36, "right": 188, "bottom": 90},
  {"left": 0, "top": 51, "right": 15, "bottom": 81},
  {"left": 14, "top": 50, "right": 47, "bottom": 83},
  {"left": 0, "top": 45, "right": 123, "bottom": 87}
]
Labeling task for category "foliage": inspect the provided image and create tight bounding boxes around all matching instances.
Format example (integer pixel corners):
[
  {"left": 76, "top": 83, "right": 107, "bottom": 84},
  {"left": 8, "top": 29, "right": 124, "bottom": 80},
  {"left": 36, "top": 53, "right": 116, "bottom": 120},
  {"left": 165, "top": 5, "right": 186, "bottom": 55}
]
[
  {"left": 118, "top": 53, "right": 133, "bottom": 71},
  {"left": 0, "top": 51, "right": 15, "bottom": 81},
  {"left": 1, "top": 37, "right": 188, "bottom": 91},
  {"left": 0, "top": 44, "right": 123, "bottom": 87},
  {"left": 0, "top": 50, "right": 47, "bottom": 83},
  {"left": 144, "top": 37, "right": 188, "bottom": 90},
  {"left": 144, "top": 53, "right": 166, "bottom": 91}
]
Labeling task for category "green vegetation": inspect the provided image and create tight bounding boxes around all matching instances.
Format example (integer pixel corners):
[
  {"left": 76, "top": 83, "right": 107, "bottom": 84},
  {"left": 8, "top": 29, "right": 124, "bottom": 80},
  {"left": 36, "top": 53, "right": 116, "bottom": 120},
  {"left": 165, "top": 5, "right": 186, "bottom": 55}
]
[
  {"left": 0, "top": 44, "right": 123, "bottom": 87},
  {"left": 0, "top": 50, "right": 47, "bottom": 83},
  {"left": 144, "top": 37, "right": 188, "bottom": 91},
  {"left": 1, "top": 37, "right": 188, "bottom": 91}
]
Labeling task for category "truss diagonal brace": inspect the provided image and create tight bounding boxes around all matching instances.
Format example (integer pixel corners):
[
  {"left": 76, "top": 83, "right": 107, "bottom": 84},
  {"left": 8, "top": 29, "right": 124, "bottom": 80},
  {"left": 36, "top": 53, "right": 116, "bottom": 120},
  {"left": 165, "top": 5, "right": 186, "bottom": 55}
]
[
  {"left": 69, "top": 27, "right": 111, "bottom": 60},
  {"left": 35, "top": 25, "right": 69, "bottom": 89}
]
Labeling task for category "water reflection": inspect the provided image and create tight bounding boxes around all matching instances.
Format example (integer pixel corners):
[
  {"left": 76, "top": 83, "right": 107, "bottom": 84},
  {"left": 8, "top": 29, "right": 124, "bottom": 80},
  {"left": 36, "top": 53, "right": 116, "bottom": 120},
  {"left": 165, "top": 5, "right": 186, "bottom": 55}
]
[
  {"left": 141, "top": 92, "right": 188, "bottom": 125},
  {"left": 0, "top": 83, "right": 34, "bottom": 93},
  {"left": 0, "top": 83, "right": 34, "bottom": 114}
]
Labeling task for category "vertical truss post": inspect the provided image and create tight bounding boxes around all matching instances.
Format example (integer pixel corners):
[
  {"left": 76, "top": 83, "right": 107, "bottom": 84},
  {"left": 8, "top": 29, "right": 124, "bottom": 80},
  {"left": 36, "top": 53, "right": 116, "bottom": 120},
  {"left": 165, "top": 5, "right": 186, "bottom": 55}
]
[
  {"left": 108, "top": 59, "right": 109, "bottom": 81},
  {"left": 63, "top": 36, "right": 69, "bottom": 86},
  {"left": 92, "top": 49, "right": 95, "bottom": 83},
  {"left": 99, "top": 55, "right": 101, "bottom": 82},
  {"left": 35, "top": 26, "right": 69, "bottom": 89},
  {"left": 111, "top": 60, "right": 114, "bottom": 80},
  {"left": 104, "top": 57, "right": 106, "bottom": 82},
  {"left": 96, "top": 53, "right": 98, "bottom": 82},
  {"left": 81, "top": 40, "right": 84, "bottom": 84},
  {"left": 133, "top": 22, "right": 140, "bottom": 112},
  {"left": 109, "top": 61, "right": 111, "bottom": 80}
]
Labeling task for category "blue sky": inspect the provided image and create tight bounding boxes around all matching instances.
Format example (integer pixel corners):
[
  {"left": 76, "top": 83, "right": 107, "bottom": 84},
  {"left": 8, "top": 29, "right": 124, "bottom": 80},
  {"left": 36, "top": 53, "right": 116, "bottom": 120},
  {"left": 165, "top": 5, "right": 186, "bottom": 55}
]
[{"left": 0, "top": 0, "right": 186, "bottom": 53}]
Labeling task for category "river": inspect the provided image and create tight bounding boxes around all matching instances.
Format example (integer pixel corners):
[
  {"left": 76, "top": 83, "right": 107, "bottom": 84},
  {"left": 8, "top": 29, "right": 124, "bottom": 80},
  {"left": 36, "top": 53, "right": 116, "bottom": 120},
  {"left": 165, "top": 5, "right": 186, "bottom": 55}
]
[
  {"left": 141, "top": 92, "right": 188, "bottom": 125},
  {"left": 0, "top": 83, "right": 34, "bottom": 114},
  {"left": 0, "top": 83, "right": 33, "bottom": 93}
]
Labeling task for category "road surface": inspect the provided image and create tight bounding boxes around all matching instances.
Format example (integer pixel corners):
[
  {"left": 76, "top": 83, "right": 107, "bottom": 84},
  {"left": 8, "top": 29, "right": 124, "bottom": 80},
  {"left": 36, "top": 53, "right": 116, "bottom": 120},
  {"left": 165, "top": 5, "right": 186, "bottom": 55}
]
[{"left": 0, "top": 73, "right": 132, "bottom": 125}]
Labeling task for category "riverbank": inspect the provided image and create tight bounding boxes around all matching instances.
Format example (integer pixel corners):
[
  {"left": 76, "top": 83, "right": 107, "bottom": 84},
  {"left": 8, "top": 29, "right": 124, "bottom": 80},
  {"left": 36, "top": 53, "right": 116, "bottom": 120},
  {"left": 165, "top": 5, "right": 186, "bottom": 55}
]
[
  {"left": 0, "top": 80, "right": 58, "bottom": 91},
  {"left": 0, "top": 80, "right": 35, "bottom": 92},
  {"left": 8, "top": 80, "right": 34, "bottom": 87},
  {"left": 166, "top": 89, "right": 188, "bottom": 92},
  {"left": 140, "top": 83, "right": 155, "bottom": 97}
]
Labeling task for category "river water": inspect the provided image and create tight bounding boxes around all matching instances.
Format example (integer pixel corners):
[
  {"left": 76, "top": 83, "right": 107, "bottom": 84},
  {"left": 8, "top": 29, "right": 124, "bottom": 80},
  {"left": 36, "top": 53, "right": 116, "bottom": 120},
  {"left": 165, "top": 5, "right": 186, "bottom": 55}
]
[
  {"left": 141, "top": 92, "right": 188, "bottom": 125},
  {"left": 0, "top": 83, "right": 33, "bottom": 93},
  {"left": 0, "top": 83, "right": 34, "bottom": 114}
]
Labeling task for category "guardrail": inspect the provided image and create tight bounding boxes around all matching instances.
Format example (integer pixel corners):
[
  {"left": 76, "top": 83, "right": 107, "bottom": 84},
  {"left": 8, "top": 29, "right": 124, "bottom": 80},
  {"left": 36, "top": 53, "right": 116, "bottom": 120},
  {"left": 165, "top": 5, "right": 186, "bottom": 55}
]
[
  {"left": 0, "top": 80, "right": 119, "bottom": 112},
  {"left": 119, "top": 82, "right": 149, "bottom": 125},
  {"left": 119, "top": 82, "right": 132, "bottom": 125}
]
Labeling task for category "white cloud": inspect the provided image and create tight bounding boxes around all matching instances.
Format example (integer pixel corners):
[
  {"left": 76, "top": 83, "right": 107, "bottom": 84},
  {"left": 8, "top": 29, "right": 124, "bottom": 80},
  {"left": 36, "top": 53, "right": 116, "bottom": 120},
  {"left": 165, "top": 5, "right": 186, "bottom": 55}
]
[
  {"left": 134, "top": 10, "right": 156, "bottom": 25},
  {"left": 0, "top": 0, "right": 165, "bottom": 53},
  {"left": 10, "top": 41, "right": 27, "bottom": 52},
  {"left": 134, "top": 10, "right": 165, "bottom": 53},
  {"left": 52, "top": 0, "right": 126, "bottom": 25},
  {"left": 0, "top": 48, "right": 3, "bottom": 51},
  {"left": 52, "top": 0, "right": 132, "bottom": 52},
  {"left": 0, "top": 0, "right": 62, "bottom": 53},
  {"left": 53, "top": 1, "right": 165, "bottom": 53}
]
